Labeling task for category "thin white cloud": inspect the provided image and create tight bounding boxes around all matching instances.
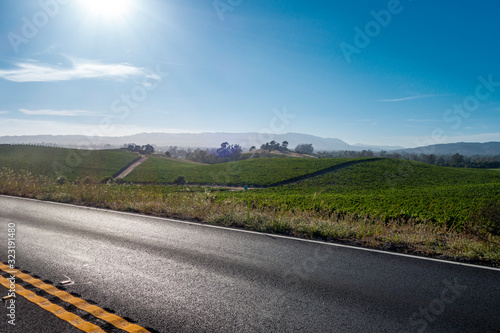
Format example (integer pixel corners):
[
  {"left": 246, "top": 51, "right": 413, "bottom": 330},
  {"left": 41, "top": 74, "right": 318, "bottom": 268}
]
[
  {"left": 19, "top": 109, "right": 102, "bottom": 117},
  {"left": 378, "top": 94, "right": 446, "bottom": 102},
  {"left": 403, "top": 118, "right": 441, "bottom": 123},
  {"left": 0, "top": 111, "right": 10, "bottom": 115},
  {"left": 0, "top": 119, "right": 180, "bottom": 137},
  {"left": 0, "top": 60, "right": 158, "bottom": 83}
]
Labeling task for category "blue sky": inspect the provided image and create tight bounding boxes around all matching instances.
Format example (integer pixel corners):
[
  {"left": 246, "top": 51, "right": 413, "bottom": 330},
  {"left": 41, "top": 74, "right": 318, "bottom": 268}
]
[{"left": 0, "top": 0, "right": 499, "bottom": 147}]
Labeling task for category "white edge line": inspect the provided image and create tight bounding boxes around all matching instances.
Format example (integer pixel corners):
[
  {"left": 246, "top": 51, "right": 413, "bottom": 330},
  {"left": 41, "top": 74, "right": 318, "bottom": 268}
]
[{"left": 2, "top": 194, "right": 500, "bottom": 272}]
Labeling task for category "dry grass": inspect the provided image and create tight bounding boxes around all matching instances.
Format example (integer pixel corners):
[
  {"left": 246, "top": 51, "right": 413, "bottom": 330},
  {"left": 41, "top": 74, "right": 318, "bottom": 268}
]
[{"left": 1, "top": 167, "right": 498, "bottom": 267}]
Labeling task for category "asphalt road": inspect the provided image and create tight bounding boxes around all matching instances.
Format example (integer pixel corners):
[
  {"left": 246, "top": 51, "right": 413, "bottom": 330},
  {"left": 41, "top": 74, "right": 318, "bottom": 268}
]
[{"left": 0, "top": 195, "right": 499, "bottom": 332}]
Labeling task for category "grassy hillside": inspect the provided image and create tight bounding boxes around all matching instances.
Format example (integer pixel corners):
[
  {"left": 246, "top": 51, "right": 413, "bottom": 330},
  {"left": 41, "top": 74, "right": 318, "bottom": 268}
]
[
  {"left": 124, "top": 156, "right": 363, "bottom": 186},
  {"left": 0, "top": 145, "right": 139, "bottom": 181},
  {"left": 237, "top": 159, "right": 500, "bottom": 231},
  {"left": 283, "top": 159, "right": 500, "bottom": 192}
]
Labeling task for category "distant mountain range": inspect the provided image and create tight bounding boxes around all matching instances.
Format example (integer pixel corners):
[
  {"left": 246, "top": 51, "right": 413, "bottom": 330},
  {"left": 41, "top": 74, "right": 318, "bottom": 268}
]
[
  {"left": 0, "top": 132, "right": 499, "bottom": 155},
  {"left": 0, "top": 132, "right": 403, "bottom": 152},
  {"left": 393, "top": 142, "right": 500, "bottom": 156}
]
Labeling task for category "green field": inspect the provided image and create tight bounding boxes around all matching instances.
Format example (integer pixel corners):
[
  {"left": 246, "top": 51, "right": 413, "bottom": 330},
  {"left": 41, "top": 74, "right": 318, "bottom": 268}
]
[
  {"left": 124, "top": 155, "right": 363, "bottom": 186},
  {"left": 123, "top": 155, "right": 500, "bottom": 233},
  {"left": 232, "top": 159, "right": 500, "bottom": 231},
  {"left": 0, "top": 145, "right": 139, "bottom": 181}
]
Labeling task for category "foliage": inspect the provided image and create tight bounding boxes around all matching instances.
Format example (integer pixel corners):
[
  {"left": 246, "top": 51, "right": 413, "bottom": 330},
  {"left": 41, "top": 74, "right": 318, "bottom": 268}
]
[
  {"left": 56, "top": 176, "right": 67, "bottom": 185},
  {"left": 172, "top": 176, "right": 187, "bottom": 185},
  {"left": 214, "top": 142, "right": 242, "bottom": 158},
  {"left": 0, "top": 144, "right": 138, "bottom": 181},
  {"left": 470, "top": 200, "right": 500, "bottom": 235},
  {"left": 294, "top": 143, "right": 314, "bottom": 154},
  {"left": 125, "top": 143, "right": 155, "bottom": 154},
  {"left": 186, "top": 142, "right": 242, "bottom": 164},
  {"left": 237, "top": 159, "right": 500, "bottom": 231},
  {"left": 125, "top": 156, "right": 358, "bottom": 186},
  {"left": 317, "top": 149, "right": 500, "bottom": 169},
  {"left": 260, "top": 140, "right": 289, "bottom": 152}
]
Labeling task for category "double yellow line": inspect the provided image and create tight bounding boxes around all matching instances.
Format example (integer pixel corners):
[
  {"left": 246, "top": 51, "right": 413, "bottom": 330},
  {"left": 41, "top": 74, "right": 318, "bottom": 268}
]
[{"left": 0, "top": 262, "right": 150, "bottom": 333}]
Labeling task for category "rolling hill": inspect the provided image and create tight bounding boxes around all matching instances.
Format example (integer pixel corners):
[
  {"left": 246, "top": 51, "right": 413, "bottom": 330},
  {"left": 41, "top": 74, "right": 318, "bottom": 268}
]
[{"left": 0, "top": 145, "right": 139, "bottom": 181}]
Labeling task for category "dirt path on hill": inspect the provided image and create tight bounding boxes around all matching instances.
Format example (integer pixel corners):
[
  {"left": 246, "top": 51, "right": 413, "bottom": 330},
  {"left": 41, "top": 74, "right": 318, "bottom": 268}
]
[{"left": 115, "top": 155, "right": 149, "bottom": 179}]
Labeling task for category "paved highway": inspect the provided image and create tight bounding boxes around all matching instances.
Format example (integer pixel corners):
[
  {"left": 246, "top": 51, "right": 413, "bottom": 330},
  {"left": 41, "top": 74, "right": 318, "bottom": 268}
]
[{"left": 0, "top": 195, "right": 499, "bottom": 332}]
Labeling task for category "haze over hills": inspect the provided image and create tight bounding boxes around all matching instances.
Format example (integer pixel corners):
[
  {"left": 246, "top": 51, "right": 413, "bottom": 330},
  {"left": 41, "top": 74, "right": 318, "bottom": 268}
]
[
  {"left": 0, "top": 133, "right": 499, "bottom": 156},
  {"left": 394, "top": 142, "right": 500, "bottom": 156},
  {"left": 0, "top": 132, "right": 402, "bottom": 152}
]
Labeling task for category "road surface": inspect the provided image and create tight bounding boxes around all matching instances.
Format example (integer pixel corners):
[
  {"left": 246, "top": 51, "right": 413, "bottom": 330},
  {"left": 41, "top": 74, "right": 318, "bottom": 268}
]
[{"left": 0, "top": 195, "right": 499, "bottom": 332}]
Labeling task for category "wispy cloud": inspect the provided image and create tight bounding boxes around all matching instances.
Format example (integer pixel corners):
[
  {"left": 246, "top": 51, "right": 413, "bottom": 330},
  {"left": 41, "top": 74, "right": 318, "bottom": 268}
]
[
  {"left": 403, "top": 118, "right": 440, "bottom": 123},
  {"left": 0, "top": 59, "right": 158, "bottom": 83},
  {"left": 378, "top": 94, "right": 446, "bottom": 102},
  {"left": 19, "top": 109, "right": 102, "bottom": 117},
  {"left": 0, "top": 111, "right": 10, "bottom": 115},
  {"left": 0, "top": 119, "right": 177, "bottom": 137}
]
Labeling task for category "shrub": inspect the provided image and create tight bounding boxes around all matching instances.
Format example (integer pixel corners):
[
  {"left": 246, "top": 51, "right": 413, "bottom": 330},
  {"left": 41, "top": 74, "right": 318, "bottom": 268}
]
[
  {"left": 473, "top": 200, "right": 500, "bottom": 235},
  {"left": 101, "top": 177, "right": 114, "bottom": 184},
  {"left": 56, "top": 176, "right": 67, "bottom": 185},
  {"left": 172, "top": 176, "right": 186, "bottom": 185}
]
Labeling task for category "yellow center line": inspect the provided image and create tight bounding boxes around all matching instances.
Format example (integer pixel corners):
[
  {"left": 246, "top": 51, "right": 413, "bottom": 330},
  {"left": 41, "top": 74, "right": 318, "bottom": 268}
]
[
  {"left": 0, "top": 275, "right": 105, "bottom": 333},
  {"left": 0, "top": 263, "right": 150, "bottom": 333}
]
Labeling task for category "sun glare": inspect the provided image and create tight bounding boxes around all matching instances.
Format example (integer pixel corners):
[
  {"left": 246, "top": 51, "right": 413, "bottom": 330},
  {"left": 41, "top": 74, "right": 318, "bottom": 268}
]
[{"left": 80, "top": 0, "right": 133, "bottom": 18}]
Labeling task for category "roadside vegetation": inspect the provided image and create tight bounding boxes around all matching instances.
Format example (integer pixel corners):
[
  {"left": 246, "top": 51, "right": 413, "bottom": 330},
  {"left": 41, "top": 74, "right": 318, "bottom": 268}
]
[{"left": 0, "top": 145, "right": 499, "bottom": 267}]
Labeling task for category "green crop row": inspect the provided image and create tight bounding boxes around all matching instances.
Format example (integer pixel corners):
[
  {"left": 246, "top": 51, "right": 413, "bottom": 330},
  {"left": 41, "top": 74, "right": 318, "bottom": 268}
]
[
  {"left": 221, "top": 159, "right": 500, "bottom": 231},
  {"left": 279, "top": 159, "right": 500, "bottom": 193},
  {"left": 0, "top": 145, "right": 138, "bottom": 181},
  {"left": 124, "top": 156, "right": 363, "bottom": 186}
]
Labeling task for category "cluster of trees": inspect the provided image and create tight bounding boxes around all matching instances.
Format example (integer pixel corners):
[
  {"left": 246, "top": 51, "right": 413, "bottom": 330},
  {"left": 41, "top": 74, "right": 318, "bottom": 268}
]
[
  {"left": 258, "top": 141, "right": 289, "bottom": 152},
  {"left": 163, "top": 141, "right": 316, "bottom": 162},
  {"left": 257, "top": 141, "right": 315, "bottom": 155},
  {"left": 125, "top": 143, "right": 155, "bottom": 154},
  {"left": 294, "top": 143, "right": 314, "bottom": 154},
  {"left": 317, "top": 150, "right": 500, "bottom": 168},
  {"left": 163, "top": 146, "right": 188, "bottom": 158},
  {"left": 214, "top": 142, "right": 242, "bottom": 158},
  {"left": 183, "top": 142, "right": 242, "bottom": 164}
]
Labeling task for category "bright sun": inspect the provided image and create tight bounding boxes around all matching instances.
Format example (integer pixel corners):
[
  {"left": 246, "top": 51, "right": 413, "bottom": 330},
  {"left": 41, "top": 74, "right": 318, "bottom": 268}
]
[{"left": 80, "top": 0, "right": 133, "bottom": 18}]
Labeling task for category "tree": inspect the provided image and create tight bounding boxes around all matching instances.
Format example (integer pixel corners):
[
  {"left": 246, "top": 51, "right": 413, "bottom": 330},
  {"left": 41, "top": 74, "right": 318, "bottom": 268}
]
[
  {"left": 141, "top": 144, "right": 155, "bottom": 154},
  {"left": 260, "top": 141, "right": 282, "bottom": 152},
  {"left": 450, "top": 153, "right": 464, "bottom": 167},
  {"left": 281, "top": 141, "right": 289, "bottom": 151},
  {"left": 215, "top": 142, "right": 242, "bottom": 159},
  {"left": 249, "top": 146, "right": 256, "bottom": 152},
  {"left": 294, "top": 143, "right": 314, "bottom": 154},
  {"left": 425, "top": 154, "right": 436, "bottom": 165}
]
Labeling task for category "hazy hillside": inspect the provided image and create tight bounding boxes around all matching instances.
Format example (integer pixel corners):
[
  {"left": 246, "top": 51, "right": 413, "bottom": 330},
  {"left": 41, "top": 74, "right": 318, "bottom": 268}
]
[
  {"left": 0, "top": 132, "right": 393, "bottom": 152},
  {"left": 394, "top": 142, "right": 500, "bottom": 156},
  {"left": 2, "top": 133, "right": 499, "bottom": 155}
]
